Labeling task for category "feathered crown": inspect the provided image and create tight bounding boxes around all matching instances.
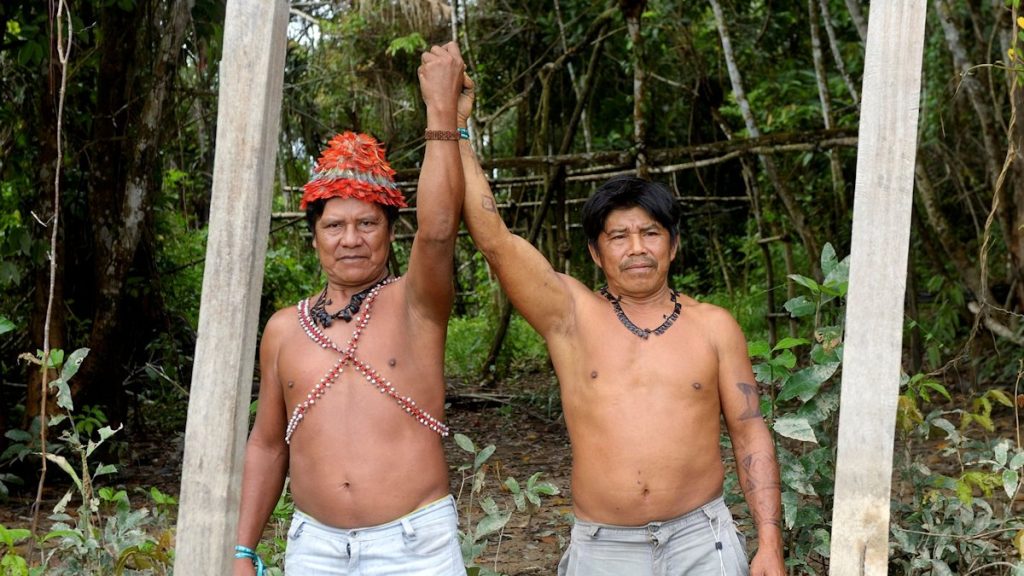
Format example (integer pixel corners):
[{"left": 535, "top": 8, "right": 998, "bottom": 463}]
[{"left": 300, "top": 132, "right": 407, "bottom": 210}]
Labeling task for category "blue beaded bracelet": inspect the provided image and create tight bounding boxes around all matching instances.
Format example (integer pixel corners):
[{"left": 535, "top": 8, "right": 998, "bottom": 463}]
[
  {"left": 234, "top": 545, "right": 266, "bottom": 576},
  {"left": 458, "top": 127, "right": 470, "bottom": 140}
]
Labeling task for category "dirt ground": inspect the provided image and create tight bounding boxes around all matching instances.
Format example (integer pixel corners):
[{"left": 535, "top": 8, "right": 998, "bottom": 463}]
[{"left": 1, "top": 379, "right": 1020, "bottom": 575}]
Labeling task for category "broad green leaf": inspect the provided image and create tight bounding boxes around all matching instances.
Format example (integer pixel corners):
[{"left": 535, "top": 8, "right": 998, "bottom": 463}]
[
  {"left": 59, "top": 348, "right": 89, "bottom": 383},
  {"left": 1009, "top": 452, "right": 1024, "bottom": 470},
  {"left": 783, "top": 296, "right": 816, "bottom": 318},
  {"left": 778, "top": 361, "right": 839, "bottom": 403},
  {"left": 0, "top": 317, "right": 14, "bottom": 336},
  {"left": 788, "top": 274, "right": 820, "bottom": 293},
  {"left": 773, "top": 337, "right": 809, "bottom": 351},
  {"left": 781, "top": 459, "right": 817, "bottom": 496},
  {"left": 474, "top": 511, "right": 510, "bottom": 539},
  {"left": 781, "top": 491, "right": 798, "bottom": 529},
  {"left": 532, "top": 482, "right": 559, "bottom": 496},
  {"left": 1013, "top": 529, "right": 1024, "bottom": 561},
  {"left": 479, "top": 496, "right": 499, "bottom": 517},
  {"left": 820, "top": 243, "right": 838, "bottom": 277},
  {"left": 1003, "top": 469, "right": 1019, "bottom": 499},
  {"left": 773, "top": 416, "right": 817, "bottom": 443},
  {"left": 770, "top": 350, "right": 797, "bottom": 370},
  {"left": 44, "top": 454, "right": 82, "bottom": 492},
  {"left": 995, "top": 441, "right": 1010, "bottom": 467},
  {"left": 504, "top": 477, "right": 520, "bottom": 494},
  {"left": 49, "top": 380, "right": 73, "bottom": 411},
  {"left": 474, "top": 445, "right": 496, "bottom": 470},
  {"left": 454, "top": 433, "right": 475, "bottom": 454},
  {"left": 93, "top": 463, "right": 117, "bottom": 478}
]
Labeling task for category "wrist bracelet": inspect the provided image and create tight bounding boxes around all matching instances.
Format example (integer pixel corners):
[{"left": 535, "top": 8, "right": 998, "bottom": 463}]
[
  {"left": 424, "top": 129, "right": 460, "bottom": 141},
  {"left": 235, "top": 545, "right": 266, "bottom": 576},
  {"left": 458, "top": 127, "right": 470, "bottom": 140}
]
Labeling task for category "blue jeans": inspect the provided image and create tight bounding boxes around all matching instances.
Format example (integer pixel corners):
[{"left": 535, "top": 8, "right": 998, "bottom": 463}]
[
  {"left": 284, "top": 496, "right": 467, "bottom": 576},
  {"left": 557, "top": 495, "right": 750, "bottom": 576}
]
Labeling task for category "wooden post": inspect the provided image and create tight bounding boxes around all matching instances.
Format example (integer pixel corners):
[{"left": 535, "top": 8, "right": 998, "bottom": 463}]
[
  {"left": 172, "top": 1, "right": 287, "bottom": 573},
  {"left": 829, "top": 3, "right": 927, "bottom": 575}
]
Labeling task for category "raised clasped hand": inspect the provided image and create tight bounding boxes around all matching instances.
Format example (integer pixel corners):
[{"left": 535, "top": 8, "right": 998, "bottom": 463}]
[{"left": 418, "top": 41, "right": 465, "bottom": 113}]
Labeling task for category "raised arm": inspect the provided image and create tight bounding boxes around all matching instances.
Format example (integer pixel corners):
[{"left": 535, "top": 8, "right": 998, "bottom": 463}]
[
  {"left": 233, "top": 312, "right": 290, "bottom": 576},
  {"left": 404, "top": 42, "right": 466, "bottom": 325},
  {"left": 457, "top": 78, "right": 575, "bottom": 338},
  {"left": 715, "top": 309, "right": 785, "bottom": 576}
]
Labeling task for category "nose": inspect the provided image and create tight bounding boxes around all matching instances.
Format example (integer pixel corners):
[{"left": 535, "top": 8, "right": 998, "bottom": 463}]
[
  {"left": 626, "top": 233, "right": 646, "bottom": 255},
  {"left": 339, "top": 224, "right": 361, "bottom": 247}
]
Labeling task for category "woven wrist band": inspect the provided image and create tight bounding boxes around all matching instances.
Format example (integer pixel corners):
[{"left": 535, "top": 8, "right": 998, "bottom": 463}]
[{"left": 424, "top": 129, "right": 460, "bottom": 141}]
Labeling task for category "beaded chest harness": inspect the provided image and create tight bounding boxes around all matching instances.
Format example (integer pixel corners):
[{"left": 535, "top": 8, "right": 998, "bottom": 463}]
[{"left": 285, "top": 277, "right": 450, "bottom": 444}]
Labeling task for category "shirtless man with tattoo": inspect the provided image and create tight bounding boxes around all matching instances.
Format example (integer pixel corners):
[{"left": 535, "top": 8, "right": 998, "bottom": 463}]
[
  {"left": 456, "top": 76, "right": 784, "bottom": 575},
  {"left": 233, "top": 43, "right": 468, "bottom": 575}
]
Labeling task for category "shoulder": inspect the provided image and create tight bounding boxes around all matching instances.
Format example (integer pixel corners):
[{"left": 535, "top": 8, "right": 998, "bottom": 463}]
[
  {"left": 682, "top": 296, "right": 746, "bottom": 344},
  {"left": 262, "top": 304, "right": 299, "bottom": 345}
]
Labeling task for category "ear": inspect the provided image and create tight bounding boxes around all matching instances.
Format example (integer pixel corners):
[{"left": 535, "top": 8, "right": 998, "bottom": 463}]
[
  {"left": 670, "top": 236, "right": 680, "bottom": 262},
  {"left": 587, "top": 242, "right": 602, "bottom": 269},
  {"left": 311, "top": 233, "right": 318, "bottom": 250}
]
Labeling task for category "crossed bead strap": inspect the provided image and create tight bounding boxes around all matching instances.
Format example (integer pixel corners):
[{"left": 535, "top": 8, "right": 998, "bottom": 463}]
[{"left": 285, "top": 278, "right": 449, "bottom": 444}]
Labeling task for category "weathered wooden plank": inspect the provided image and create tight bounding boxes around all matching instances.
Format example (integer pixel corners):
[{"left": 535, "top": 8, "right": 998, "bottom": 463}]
[
  {"left": 172, "top": 1, "right": 288, "bottom": 573},
  {"left": 829, "top": 3, "right": 927, "bottom": 575}
]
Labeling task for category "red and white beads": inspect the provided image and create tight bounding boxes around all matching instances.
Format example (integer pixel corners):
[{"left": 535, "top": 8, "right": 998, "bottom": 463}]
[{"left": 285, "top": 278, "right": 449, "bottom": 444}]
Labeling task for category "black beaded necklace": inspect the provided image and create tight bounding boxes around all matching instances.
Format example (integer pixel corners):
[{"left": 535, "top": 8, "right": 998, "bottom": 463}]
[
  {"left": 599, "top": 286, "right": 681, "bottom": 340},
  {"left": 309, "top": 276, "right": 392, "bottom": 327}
]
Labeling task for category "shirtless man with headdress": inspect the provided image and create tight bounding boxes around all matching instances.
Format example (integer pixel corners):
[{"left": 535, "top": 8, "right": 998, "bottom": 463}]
[
  {"left": 233, "top": 42, "right": 469, "bottom": 576},
  {"left": 456, "top": 76, "right": 785, "bottom": 575}
]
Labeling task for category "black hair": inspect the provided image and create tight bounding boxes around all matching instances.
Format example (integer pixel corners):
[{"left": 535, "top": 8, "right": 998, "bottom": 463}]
[
  {"left": 580, "top": 176, "right": 680, "bottom": 247},
  {"left": 304, "top": 198, "right": 401, "bottom": 234}
]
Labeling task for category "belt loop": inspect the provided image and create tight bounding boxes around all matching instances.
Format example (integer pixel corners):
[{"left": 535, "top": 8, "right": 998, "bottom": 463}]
[
  {"left": 401, "top": 517, "right": 415, "bottom": 538},
  {"left": 586, "top": 524, "right": 600, "bottom": 539}
]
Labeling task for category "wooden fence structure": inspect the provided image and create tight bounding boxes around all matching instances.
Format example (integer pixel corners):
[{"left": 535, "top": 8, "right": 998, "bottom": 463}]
[{"left": 172, "top": 2, "right": 928, "bottom": 574}]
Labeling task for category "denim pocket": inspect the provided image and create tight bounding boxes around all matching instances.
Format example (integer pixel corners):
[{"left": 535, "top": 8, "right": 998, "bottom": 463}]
[{"left": 402, "top": 519, "right": 458, "bottom": 557}]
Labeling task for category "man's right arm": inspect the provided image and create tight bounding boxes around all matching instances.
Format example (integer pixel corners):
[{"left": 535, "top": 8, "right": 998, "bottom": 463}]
[
  {"left": 457, "top": 110, "right": 575, "bottom": 337},
  {"left": 234, "top": 312, "right": 290, "bottom": 575}
]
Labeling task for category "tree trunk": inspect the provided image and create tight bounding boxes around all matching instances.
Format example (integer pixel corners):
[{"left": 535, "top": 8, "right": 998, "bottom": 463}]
[
  {"left": 621, "top": 0, "right": 649, "bottom": 178},
  {"left": 75, "top": 0, "right": 195, "bottom": 400},
  {"left": 709, "top": 0, "right": 822, "bottom": 278},
  {"left": 808, "top": 0, "right": 849, "bottom": 225}
]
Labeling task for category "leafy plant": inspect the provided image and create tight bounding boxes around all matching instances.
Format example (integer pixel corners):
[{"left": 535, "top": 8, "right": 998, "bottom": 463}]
[{"left": 453, "top": 433, "right": 559, "bottom": 576}]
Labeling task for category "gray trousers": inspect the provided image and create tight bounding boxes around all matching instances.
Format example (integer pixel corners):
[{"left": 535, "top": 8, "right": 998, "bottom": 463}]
[{"left": 557, "top": 495, "right": 750, "bottom": 576}]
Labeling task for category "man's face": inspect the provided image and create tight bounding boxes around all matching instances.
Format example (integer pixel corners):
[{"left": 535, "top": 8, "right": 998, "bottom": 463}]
[
  {"left": 312, "top": 197, "right": 395, "bottom": 287},
  {"left": 588, "top": 206, "right": 677, "bottom": 295}
]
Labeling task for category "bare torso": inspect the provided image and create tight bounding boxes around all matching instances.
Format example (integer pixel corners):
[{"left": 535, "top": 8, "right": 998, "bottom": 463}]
[
  {"left": 271, "top": 280, "right": 450, "bottom": 528},
  {"left": 550, "top": 288, "right": 726, "bottom": 526}
]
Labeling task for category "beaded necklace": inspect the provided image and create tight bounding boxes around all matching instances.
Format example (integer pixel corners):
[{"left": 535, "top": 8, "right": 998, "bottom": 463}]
[
  {"left": 285, "top": 277, "right": 449, "bottom": 444},
  {"left": 599, "top": 286, "right": 681, "bottom": 340}
]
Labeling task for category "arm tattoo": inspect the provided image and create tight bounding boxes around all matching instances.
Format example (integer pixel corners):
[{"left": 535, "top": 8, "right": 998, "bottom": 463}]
[
  {"left": 736, "top": 381, "right": 763, "bottom": 420},
  {"left": 481, "top": 195, "right": 497, "bottom": 213},
  {"left": 740, "top": 451, "right": 782, "bottom": 529}
]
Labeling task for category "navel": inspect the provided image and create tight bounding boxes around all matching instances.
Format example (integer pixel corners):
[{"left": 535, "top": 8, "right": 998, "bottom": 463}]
[
  {"left": 590, "top": 370, "right": 598, "bottom": 379},
  {"left": 287, "top": 380, "right": 295, "bottom": 388},
  {"left": 388, "top": 358, "right": 397, "bottom": 367},
  {"left": 692, "top": 382, "right": 702, "bottom": 391}
]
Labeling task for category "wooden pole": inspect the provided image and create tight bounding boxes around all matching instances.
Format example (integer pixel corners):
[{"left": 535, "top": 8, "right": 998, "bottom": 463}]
[
  {"left": 172, "top": 1, "right": 288, "bottom": 573},
  {"left": 829, "top": 3, "right": 927, "bottom": 575}
]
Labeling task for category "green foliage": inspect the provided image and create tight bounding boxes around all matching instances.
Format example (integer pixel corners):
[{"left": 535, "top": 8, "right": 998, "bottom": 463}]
[
  {"left": 386, "top": 32, "right": 427, "bottom": 57},
  {"left": 453, "top": 433, "right": 560, "bottom": 576},
  {"left": 6, "top": 348, "right": 177, "bottom": 574}
]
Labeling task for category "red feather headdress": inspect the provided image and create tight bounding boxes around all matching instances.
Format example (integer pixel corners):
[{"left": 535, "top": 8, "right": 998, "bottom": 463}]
[{"left": 300, "top": 132, "right": 407, "bottom": 210}]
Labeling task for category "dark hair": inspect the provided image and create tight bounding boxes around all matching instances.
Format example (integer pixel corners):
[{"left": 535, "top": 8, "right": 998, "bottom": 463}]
[
  {"left": 580, "top": 176, "right": 680, "bottom": 247},
  {"left": 305, "top": 198, "right": 400, "bottom": 234}
]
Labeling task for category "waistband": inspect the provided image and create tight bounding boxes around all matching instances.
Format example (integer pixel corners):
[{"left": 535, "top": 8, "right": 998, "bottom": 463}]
[
  {"left": 292, "top": 495, "right": 456, "bottom": 540},
  {"left": 573, "top": 494, "right": 729, "bottom": 535}
]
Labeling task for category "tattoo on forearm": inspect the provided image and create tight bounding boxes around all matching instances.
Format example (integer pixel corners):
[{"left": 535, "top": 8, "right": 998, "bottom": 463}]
[
  {"left": 741, "top": 452, "right": 781, "bottom": 492},
  {"left": 737, "top": 381, "right": 763, "bottom": 420},
  {"left": 481, "top": 195, "right": 497, "bottom": 213},
  {"left": 740, "top": 451, "right": 782, "bottom": 530}
]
